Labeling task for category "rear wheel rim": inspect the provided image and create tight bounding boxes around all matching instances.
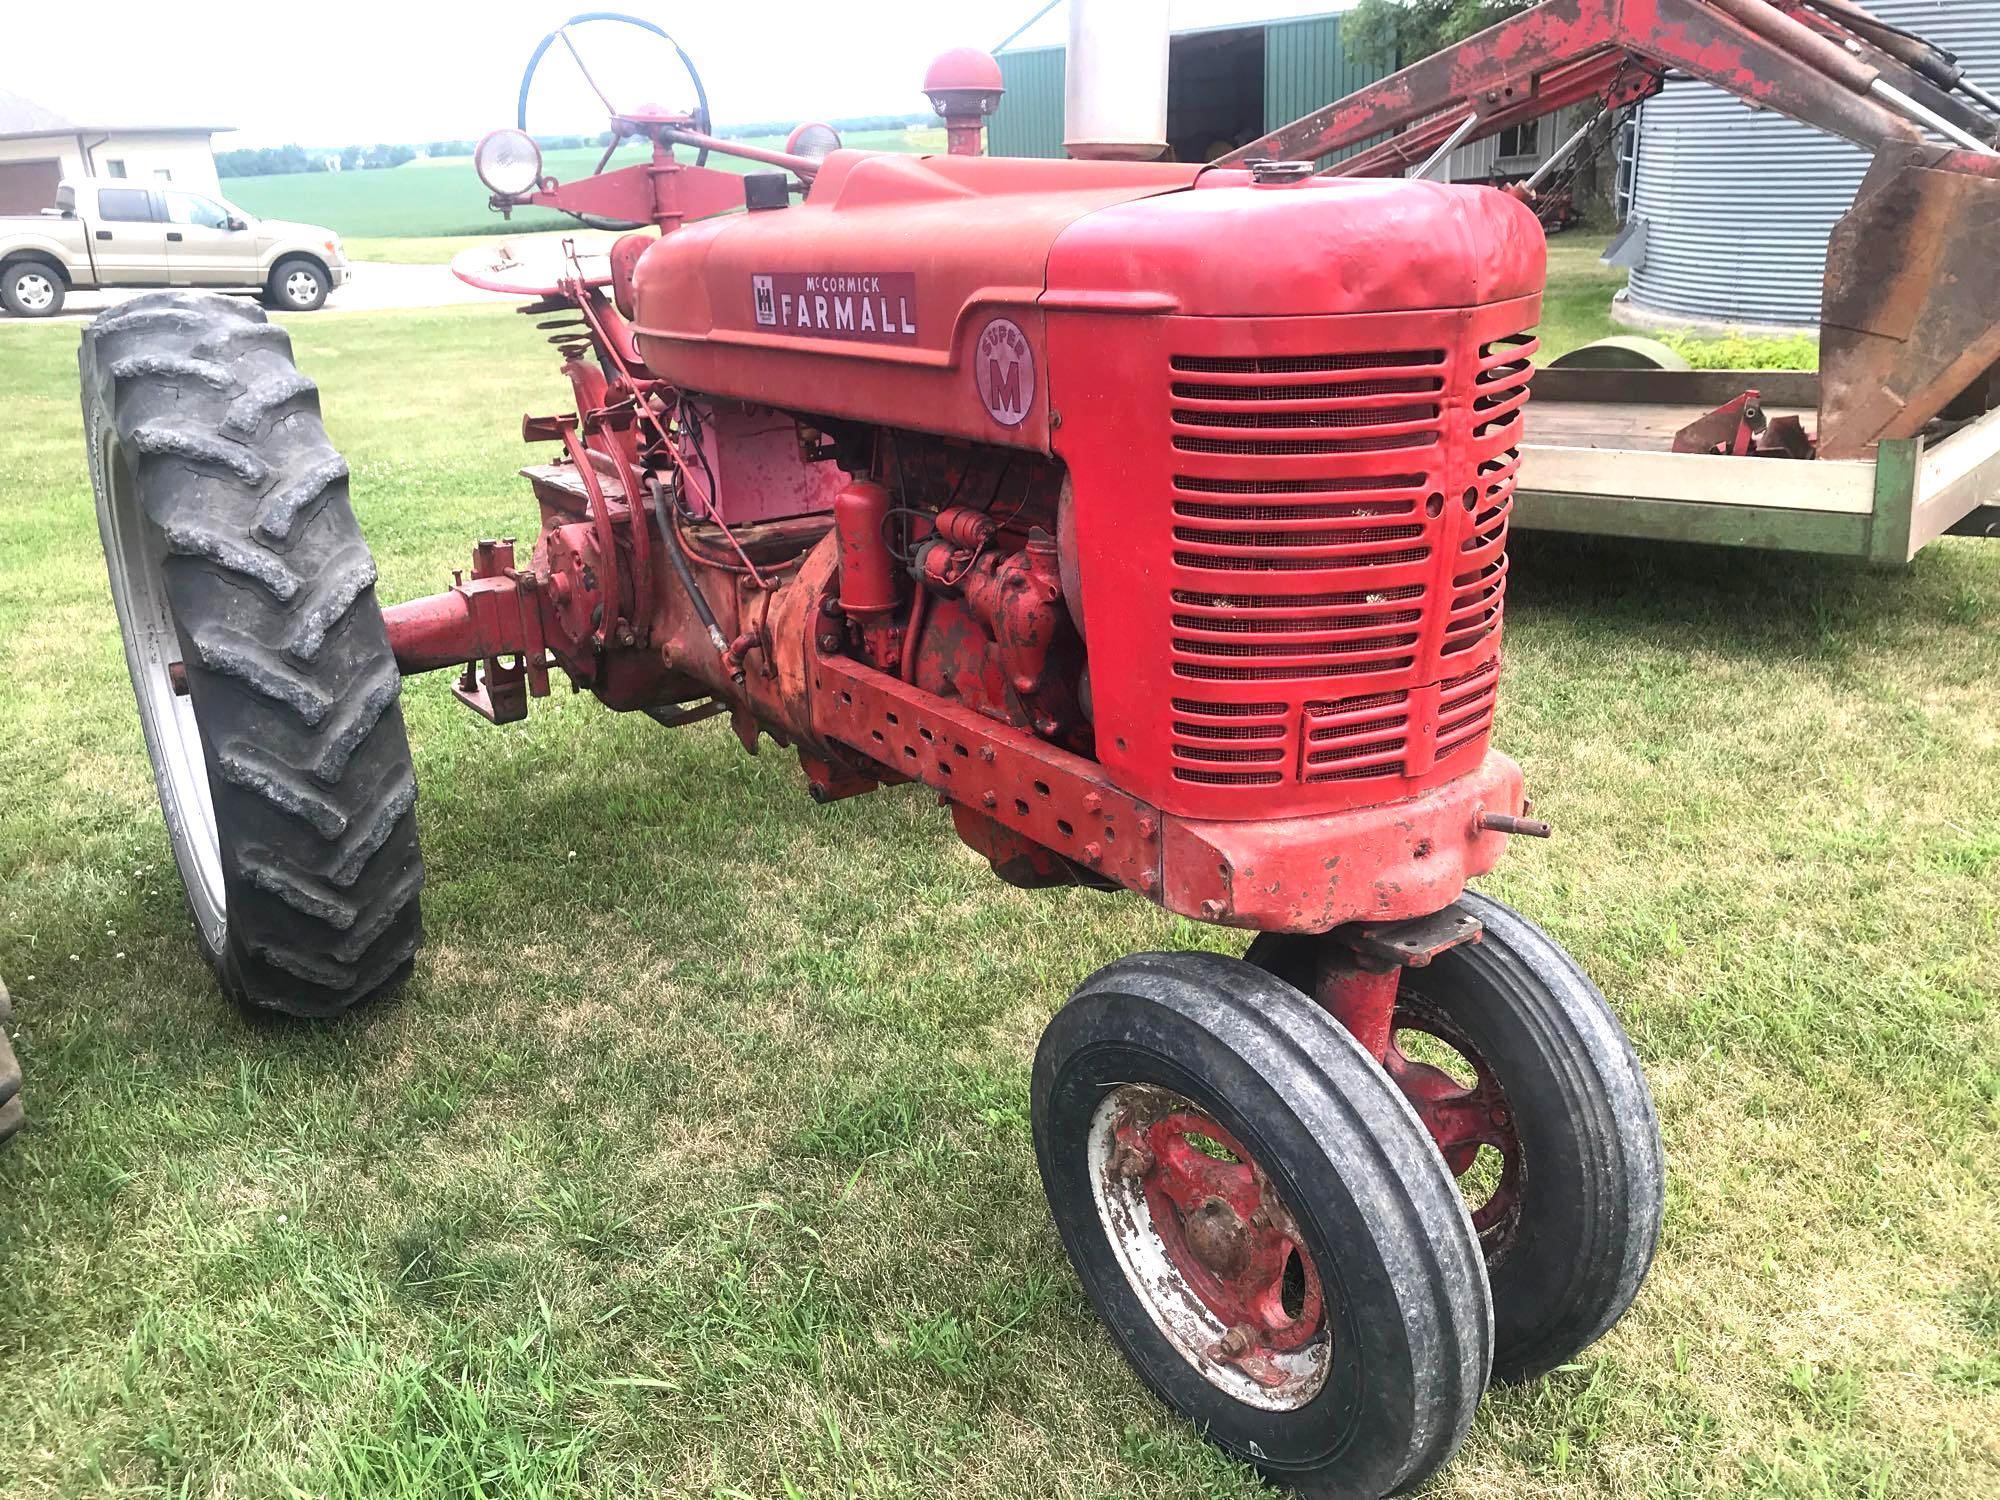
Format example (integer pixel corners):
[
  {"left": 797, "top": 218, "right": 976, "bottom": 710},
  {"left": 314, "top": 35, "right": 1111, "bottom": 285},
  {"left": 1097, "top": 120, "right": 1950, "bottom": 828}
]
[
  {"left": 15, "top": 272, "right": 54, "bottom": 311},
  {"left": 284, "top": 269, "right": 319, "bottom": 305},
  {"left": 1088, "top": 1083, "right": 1331, "bottom": 1411},
  {"left": 95, "top": 427, "right": 226, "bottom": 948}
]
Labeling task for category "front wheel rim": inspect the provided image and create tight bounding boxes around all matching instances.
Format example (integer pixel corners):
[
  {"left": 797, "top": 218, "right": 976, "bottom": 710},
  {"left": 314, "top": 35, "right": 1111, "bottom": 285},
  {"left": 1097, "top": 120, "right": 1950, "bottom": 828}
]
[
  {"left": 285, "top": 270, "right": 319, "bottom": 305},
  {"left": 16, "top": 273, "right": 54, "bottom": 310},
  {"left": 95, "top": 426, "right": 227, "bottom": 948},
  {"left": 1387, "top": 996, "right": 1526, "bottom": 1252},
  {"left": 1088, "top": 1083, "right": 1332, "bottom": 1411}
]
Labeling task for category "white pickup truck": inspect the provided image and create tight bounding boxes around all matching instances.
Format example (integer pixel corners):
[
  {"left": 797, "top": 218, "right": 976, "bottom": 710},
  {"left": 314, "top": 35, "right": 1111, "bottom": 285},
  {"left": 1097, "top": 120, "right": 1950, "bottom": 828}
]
[{"left": 0, "top": 178, "right": 348, "bottom": 318}]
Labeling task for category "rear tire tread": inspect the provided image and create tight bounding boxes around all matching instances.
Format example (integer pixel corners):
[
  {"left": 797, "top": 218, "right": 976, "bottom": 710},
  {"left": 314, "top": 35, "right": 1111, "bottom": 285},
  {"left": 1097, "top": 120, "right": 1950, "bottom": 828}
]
[{"left": 82, "top": 290, "right": 422, "bottom": 1016}]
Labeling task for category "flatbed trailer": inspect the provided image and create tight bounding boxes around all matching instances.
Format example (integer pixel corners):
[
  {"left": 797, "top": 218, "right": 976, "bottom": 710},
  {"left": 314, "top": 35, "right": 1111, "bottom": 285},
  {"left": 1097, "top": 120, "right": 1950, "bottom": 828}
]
[{"left": 1516, "top": 366, "right": 2000, "bottom": 562}]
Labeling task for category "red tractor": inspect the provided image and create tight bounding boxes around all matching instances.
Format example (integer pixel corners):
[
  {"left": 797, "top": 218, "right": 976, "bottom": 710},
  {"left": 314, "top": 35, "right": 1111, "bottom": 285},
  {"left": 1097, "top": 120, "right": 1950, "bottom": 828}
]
[{"left": 80, "top": 2, "right": 2000, "bottom": 1492}]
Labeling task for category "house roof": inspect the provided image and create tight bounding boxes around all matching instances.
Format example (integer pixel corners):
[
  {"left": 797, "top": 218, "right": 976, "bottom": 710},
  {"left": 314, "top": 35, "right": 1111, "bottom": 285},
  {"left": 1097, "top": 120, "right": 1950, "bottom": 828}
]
[
  {"left": 998, "top": 0, "right": 1355, "bottom": 52},
  {"left": 0, "top": 86, "right": 228, "bottom": 143}
]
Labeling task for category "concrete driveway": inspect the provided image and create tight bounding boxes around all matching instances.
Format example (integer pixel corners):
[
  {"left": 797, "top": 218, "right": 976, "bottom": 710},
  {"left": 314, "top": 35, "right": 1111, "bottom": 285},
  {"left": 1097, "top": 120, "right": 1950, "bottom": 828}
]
[{"left": 0, "top": 260, "right": 516, "bottom": 326}]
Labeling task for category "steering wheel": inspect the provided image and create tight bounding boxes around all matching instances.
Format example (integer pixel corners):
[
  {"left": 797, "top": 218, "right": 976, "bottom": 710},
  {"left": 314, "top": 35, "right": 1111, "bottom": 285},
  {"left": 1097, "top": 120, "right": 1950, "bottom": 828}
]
[{"left": 516, "top": 11, "right": 713, "bottom": 167}]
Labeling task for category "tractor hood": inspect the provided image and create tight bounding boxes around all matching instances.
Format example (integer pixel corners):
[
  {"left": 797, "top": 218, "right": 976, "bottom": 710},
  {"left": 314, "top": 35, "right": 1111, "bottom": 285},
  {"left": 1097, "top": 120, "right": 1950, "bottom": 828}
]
[{"left": 629, "top": 149, "right": 1543, "bottom": 451}]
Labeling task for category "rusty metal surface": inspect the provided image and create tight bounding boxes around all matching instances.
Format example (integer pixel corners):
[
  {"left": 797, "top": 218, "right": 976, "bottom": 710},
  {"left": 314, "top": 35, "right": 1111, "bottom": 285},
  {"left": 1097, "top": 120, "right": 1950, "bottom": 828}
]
[
  {"left": 1220, "top": 0, "right": 1921, "bottom": 177},
  {"left": 1161, "top": 751, "right": 1527, "bottom": 932},
  {"left": 1820, "top": 146, "right": 2000, "bottom": 457},
  {"left": 812, "top": 652, "right": 1165, "bottom": 894},
  {"left": 1093, "top": 1084, "right": 1330, "bottom": 1407},
  {"left": 1340, "top": 905, "right": 1486, "bottom": 969}
]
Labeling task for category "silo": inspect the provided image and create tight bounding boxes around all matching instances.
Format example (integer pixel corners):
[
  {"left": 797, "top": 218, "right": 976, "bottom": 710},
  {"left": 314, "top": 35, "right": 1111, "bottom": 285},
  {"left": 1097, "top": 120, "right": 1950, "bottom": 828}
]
[{"left": 1621, "top": 0, "right": 2000, "bottom": 329}]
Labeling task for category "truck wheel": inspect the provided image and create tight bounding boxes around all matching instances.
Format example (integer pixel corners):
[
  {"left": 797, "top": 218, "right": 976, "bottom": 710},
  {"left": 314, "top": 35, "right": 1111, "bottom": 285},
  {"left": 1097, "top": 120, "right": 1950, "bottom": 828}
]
[
  {"left": 1034, "top": 953, "right": 1490, "bottom": 1499},
  {"left": 264, "top": 258, "right": 327, "bottom": 312},
  {"left": 2, "top": 259, "right": 65, "bottom": 317},
  {"left": 80, "top": 291, "right": 423, "bottom": 1018},
  {"left": 1247, "top": 892, "right": 1664, "bottom": 1382},
  {"left": 0, "top": 978, "right": 21, "bottom": 1144}
]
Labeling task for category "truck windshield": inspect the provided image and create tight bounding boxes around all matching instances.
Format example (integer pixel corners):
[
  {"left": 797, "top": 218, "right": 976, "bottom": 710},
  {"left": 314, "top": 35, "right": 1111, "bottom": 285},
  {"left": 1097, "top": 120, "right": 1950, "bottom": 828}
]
[{"left": 163, "top": 191, "right": 234, "bottom": 230}]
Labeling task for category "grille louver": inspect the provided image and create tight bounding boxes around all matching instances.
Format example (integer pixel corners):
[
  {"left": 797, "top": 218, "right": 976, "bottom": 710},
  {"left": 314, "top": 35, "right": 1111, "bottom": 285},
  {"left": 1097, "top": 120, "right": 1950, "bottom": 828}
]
[{"left": 1160, "top": 329, "right": 1533, "bottom": 795}]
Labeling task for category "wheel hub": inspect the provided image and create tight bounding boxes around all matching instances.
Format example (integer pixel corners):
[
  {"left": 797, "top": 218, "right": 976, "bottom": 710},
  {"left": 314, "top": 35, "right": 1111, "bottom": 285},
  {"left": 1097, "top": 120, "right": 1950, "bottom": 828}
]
[
  {"left": 1089, "top": 1085, "right": 1330, "bottom": 1409},
  {"left": 1184, "top": 1195, "right": 1250, "bottom": 1276}
]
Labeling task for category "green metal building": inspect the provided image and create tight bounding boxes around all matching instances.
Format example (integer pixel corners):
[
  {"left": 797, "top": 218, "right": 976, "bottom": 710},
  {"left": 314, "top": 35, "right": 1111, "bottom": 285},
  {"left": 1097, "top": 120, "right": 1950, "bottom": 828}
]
[{"left": 989, "top": 4, "right": 1388, "bottom": 163}]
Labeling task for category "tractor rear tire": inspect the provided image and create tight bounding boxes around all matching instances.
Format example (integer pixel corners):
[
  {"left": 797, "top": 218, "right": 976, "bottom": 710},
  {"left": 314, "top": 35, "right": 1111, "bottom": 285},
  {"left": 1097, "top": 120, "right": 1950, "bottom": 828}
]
[{"left": 81, "top": 290, "right": 424, "bottom": 1018}]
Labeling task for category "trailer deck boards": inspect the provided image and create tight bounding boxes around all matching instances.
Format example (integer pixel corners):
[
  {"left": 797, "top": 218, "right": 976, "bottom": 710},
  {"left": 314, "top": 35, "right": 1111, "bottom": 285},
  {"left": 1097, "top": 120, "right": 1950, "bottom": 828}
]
[{"left": 1516, "top": 367, "right": 2000, "bottom": 563}]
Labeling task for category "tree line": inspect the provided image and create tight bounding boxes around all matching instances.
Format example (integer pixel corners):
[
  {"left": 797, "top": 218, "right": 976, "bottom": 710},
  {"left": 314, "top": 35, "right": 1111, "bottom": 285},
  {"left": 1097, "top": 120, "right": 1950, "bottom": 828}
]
[{"left": 216, "top": 112, "right": 937, "bottom": 179}]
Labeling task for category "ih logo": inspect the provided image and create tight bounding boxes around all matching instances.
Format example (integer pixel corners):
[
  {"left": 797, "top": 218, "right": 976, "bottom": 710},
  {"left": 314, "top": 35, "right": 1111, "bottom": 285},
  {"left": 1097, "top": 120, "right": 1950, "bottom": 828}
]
[
  {"left": 975, "top": 317, "right": 1035, "bottom": 429},
  {"left": 752, "top": 275, "right": 777, "bottom": 326}
]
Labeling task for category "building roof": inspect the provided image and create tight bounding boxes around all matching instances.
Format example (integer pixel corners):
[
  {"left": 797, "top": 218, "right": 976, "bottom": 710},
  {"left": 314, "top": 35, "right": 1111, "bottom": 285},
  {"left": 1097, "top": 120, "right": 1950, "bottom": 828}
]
[
  {"left": 998, "top": 0, "right": 1356, "bottom": 52},
  {"left": 0, "top": 86, "right": 228, "bottom": 143}
]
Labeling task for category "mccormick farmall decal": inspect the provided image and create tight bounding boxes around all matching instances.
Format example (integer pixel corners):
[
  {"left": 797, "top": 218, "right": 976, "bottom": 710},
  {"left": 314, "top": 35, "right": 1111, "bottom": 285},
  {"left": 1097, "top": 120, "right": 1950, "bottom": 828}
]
[{"left": 752, "top": 272, "right": 919, "bottom": 345}]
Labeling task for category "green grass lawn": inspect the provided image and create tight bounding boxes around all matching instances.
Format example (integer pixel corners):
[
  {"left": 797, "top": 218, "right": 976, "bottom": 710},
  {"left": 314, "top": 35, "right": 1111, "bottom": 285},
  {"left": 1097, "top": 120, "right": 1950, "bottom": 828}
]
[
  {"left": 227, "top": 129, "right": 946, "bottom": 239},
  {"left": 0, "top": 286, "right": 1995, "bottom": 1498}
]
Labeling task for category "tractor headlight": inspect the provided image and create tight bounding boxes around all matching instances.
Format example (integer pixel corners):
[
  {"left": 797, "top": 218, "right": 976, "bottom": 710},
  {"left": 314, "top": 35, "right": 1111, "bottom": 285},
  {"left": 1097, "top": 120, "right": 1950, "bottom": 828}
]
[
  {"left": 784, "top": 121, "right": 842, "bottom": 161},
  {"left": 475, "top": 130, "right": 544, "bottom": 198}
]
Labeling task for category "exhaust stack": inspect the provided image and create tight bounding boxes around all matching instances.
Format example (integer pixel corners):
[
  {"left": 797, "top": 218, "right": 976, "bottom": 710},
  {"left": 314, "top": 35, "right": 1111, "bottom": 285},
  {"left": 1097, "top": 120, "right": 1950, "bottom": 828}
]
[{"left": 1064, "top": 0, "right": 1170, "bottom": 161}]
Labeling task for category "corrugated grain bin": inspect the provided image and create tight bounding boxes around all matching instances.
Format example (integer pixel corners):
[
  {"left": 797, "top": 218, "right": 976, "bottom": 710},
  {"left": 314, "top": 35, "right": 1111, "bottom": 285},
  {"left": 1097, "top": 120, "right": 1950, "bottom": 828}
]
[{"left": 1623, "top": 0, "right": 2000, "bottom": 328}]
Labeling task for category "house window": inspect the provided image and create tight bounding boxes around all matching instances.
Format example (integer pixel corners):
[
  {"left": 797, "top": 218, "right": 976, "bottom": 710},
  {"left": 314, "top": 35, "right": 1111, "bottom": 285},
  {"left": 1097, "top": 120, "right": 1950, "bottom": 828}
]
[
  {"left": 1498, "top": 120, "right": 1540, "bottom": 159},
  {"left": 154, "top": 168, "right": 173, "bottom": 182},
  {"left": 105, "top": 159, "right": 126, "bottom": 178}
]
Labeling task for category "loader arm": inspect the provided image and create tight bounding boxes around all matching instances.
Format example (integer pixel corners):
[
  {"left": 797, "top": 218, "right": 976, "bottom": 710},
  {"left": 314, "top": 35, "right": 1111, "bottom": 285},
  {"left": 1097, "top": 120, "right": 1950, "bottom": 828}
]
[{"left": 1222, "top": 0, "right": 2000, "bottom": 460}]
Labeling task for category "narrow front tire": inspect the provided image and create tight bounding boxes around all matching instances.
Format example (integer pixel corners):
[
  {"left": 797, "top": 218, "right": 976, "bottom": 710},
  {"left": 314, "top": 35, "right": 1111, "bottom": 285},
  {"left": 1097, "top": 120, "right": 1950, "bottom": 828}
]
[
  {"left": 1034, "top": 953, "right": 1491, "bottom": 1498},
  {"left": 1248, "top": 892, "right": 1664, "bottom": 1381}
]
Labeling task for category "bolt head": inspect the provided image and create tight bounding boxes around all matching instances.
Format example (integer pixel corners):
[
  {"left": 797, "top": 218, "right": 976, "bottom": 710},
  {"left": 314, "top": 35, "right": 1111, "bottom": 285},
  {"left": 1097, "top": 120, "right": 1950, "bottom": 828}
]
[{"left": 1110, "top": 1139, "right": 1153, "bottom": 1179}]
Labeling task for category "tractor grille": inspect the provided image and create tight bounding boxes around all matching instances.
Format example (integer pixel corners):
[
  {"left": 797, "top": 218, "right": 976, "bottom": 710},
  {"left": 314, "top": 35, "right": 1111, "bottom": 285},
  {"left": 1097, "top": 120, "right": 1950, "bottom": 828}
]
[{"left": 1161, "top": 328, "right": 1533, "bottom": 802}]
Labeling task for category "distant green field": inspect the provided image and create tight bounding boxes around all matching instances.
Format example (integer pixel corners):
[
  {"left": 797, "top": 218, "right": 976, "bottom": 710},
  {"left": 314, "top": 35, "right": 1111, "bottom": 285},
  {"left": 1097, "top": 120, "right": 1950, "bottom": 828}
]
[{"left": 226, "top": 129, "right": 945, "bottom": 239}]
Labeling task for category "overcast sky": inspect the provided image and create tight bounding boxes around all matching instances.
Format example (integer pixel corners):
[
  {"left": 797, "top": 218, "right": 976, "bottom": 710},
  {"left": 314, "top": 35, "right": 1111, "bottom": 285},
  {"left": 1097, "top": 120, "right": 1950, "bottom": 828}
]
[{"left": 18, "top": 1, "right": 1059, "bottom": 147}]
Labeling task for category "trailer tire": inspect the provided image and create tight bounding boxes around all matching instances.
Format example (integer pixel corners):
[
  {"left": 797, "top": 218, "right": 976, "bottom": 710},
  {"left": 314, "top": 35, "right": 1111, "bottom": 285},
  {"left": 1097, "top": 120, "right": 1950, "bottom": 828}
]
[
  {"left": 1248, "top": 892, "right": 1664, "bottom": 1382},
  {"left": 2, "top": 258, "right": 65, "bottom": 317},
  {"left": 81, "top": 290, "right": 423, "bottom": 1018}
]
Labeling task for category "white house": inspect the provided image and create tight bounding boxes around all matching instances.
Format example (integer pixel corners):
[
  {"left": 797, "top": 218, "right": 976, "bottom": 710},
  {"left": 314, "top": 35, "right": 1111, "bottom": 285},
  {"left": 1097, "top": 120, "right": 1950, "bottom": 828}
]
[{"left": 0, "top": 88, "right": 227, "bottom": 213}]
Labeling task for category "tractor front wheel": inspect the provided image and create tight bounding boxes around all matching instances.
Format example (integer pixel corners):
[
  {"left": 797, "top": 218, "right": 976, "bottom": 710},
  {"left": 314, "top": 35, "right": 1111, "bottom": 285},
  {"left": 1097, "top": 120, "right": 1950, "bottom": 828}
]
[
  {"left": 1248, "top": 892, "right": 1664, "bottom": 1381},
  {"left": 81, "top": 291, "right": 423, "bottom": 1017},
  {"left": 1033, "top": 953, "right": 1491, "bottom": 1499}
]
